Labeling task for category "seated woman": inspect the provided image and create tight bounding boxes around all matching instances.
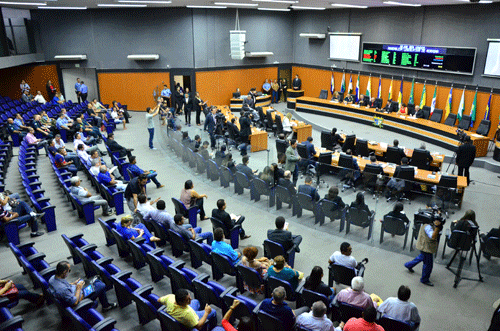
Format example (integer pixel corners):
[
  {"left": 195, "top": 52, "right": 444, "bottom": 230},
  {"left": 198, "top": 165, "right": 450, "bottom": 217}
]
[
  {"left": 0, "top": 279, "right": 44, "bottom": 306},
  {"left": 385, "top": 202, "right": 410, "bottom": 224},
  {"left": 266, "top": 255, "right": 302, "bottom": 291},
  {"left": 399, "top": 103, "right": 407, "bottom": 114},
  {"left": 323, "top": 187, "right": 345, "bottom": 221},
  {"left": 303, "top": 266, "right": 334, "bottom": 303},
  {"left": 240, "top": 247, "right": 270, "bottom": 294},
  {"left": 282, "top": 113, "right": 297, "bottom": 139},
  {"left": 331, "top": 91, "right": 340, "bottom": 102},
  {"left": 180, "top": 180, "right": 208, "bottom": 220},
  {"left": 271, "top": 163, "right": 284, "bottom": 187},
  {"left": 258, "top": 166, "right": 274, "bottom": 187},
  {"left": 349, "top": 192, "right": 374, "bottom": 221},
  {"left": 222, "top": 153, "right": 236, "bottom": 174},
  {"left": 451, "top": 210, "right": 478, "bottom": 231},
  {"left": 117, "top": 215, "right": 160, "bottom": 246}
]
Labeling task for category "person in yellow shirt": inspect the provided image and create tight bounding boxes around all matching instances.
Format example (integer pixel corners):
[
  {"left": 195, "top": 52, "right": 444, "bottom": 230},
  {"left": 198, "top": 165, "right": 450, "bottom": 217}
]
[{"left": 158, "top": 289, "right": 216, "bottom": 330}]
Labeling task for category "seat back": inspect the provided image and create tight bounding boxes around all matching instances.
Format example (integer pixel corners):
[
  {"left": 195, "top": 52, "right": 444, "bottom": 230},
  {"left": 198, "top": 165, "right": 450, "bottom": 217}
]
[
  {"left": 253, "top": 177, "right": 271, "bottom": 196},
  {"left": 422, "top": 106, "right": 431, "bottom": 119},
  {"left": 275, "top": 114, "right": 283, "bottom": 133},
  {"left": 237, "top": 264, "right": 264, "bottom": 290},
  {"left": 321, "top": 130, "right": 333, "bottom": 150},
  {"left": 342, "top": 135, "right": 356, "bottom": 153},
  {"left": 321, "top": 199, "right": 342, "bottom": 220},
  {"left": 263, "top": 239, "right": 285, "bottom": 259},
  {"left": 389, "top": 101, "right": 399, "bottom": 113},
  {"left": 382, "top": 215, "right": 408, "bottom": 236},
  {"left": 406, "top": 103, "right": 415, "bottom": 115},
  {"left": 429, "top": 108, "right": 443, "bottom": 123},
  {"left": 168, "top": 264, "right": 194, "bottom": 293},
  {"left": 210, "top": 217, "right": 230, "bottom": 238},
  {"left": 301, "top": 288, "right": 329, "bottom": 309},
  {"left": 483, "top": 237, "right": 500, "bottom": 258},
  {"left": 157, "top": 308, "right": 184, "bottom": 331},
  {"left": 444, "top": 113, "right": 457, "bottom": 126},
  {"left": 476, "top": 119, "right": 491, "bottom": 136},
  {"left": 347, "top": 206, "right": 371, "bottom": 228},
  {"left": 338, "top": 154, "right": 354, "bottom": 170},
  {"left": 458, "top": 115, "right": 471, "bottom": 130},
  {"left": 211, "top": 251, "right": 236, "bottom": 279},
  {"left": 385, "top": 146, "right": 403, "bottom": 165},
  {"left": 275, "top": 185, "right": 292, "bottom": 204},
  {"left": 235, "top": 171, "right": 251, "bottom": 189},
  {"left": 374, "top": 98, "right": 383, "bottom": 108},
  {"left": 338, "top": 301, "right": 364, "bottom": 322},
  {"left": 276, "top": 139, "right": 288, "bottom": 155},
  {"left": 438, "top": 174, "right": 457, "bottom": 189},
  {"left": 257, "top": 310, "right": 283, "bottom": 331},
  {"left": 188, "top": 239, "right": 212, "bottom": 266},
  {"left": 267, "top": 276, "right": 296, "bottom": 301},
  {"left": 111, "top": 228, "right": 130, "bottom": 257},
  {"left": 410, "top": 149, "right": 431, "bottom": 170},
  {"left": 355, "top": 139, "right": 369, "bottom": 157},
  {"left": 319, "top": 89, "right": 328, "bottom": 99},
  {"left": 297, "top": 143, "right": 308, "bottom": 159},
  {"left": 378, "top": 315, "right": 415, "bottom": 331},
  {"left": 296, "top": 192, "right": 315, "bottom": 212},
  {"left": 168, "top": 229, "right": 188, "bottom": 257}
]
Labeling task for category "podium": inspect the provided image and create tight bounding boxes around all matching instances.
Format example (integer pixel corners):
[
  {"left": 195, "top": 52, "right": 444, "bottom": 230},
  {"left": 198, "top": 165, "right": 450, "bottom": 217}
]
[{"left": 287, "top": 89, "right": 304, "bottom": 109}]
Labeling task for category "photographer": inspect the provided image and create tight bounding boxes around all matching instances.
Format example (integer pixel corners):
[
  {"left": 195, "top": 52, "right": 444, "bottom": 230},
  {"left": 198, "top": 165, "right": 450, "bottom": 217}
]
[
  {"left": 404, "top": 209, "right": 443, "bottom": 286},
  {"left": 456, "top": 135, "right": 476, "bottom": 185}
]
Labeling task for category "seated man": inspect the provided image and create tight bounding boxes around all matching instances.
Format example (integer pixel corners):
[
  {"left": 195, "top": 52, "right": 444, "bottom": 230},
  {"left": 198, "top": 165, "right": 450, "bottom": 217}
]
[
  {"left": 303, "top": 136, "right": 316, "bottom": 160},
  {"left": 73, "top": 132, "right": 99, "bottom": 154},
  {"left": 33, "top": 91, "right": 46, "bottom": 104},
  {"left": 330, "top": 128, "right": 344, "bottom": 149},
  {"left": 69, "top": 176, "right": 113, "bottom": 216},
  {"left": 77, "top": 143, "right": 92, "bottom": 167},
  {"left": 110, "top": 107, "right": 126, "bottom": 129},
  {"left": 386, "top": 157, "right": 409, "bottom": 200},
  {"left": 297, "top": 301, "right": 343, "bottom": 331},
  {"left": 328, "top": 242, "right": 367, "bottom": 275},
  {"left": 0, "top": 199, "right": 43, "bottom": 238},
  {"left": 77, "top": 115, "right": 100, "bottom": 139},
  {"left": 158, "top": 288, "right": 216, "bottom": 331},
  {"left": 192, "top": 135, "right": 201, "bottom": 152},
  {"left": 392, "top": 139, "right": 407, "bottom": 161},
  {"left": 49, "top": 261, "right": 116, "bottom": 311},
  {"left": 14, "top": 114, "right": 30, "bottom": 133},
  {"left": 259, "top": 286, "right": 309, "bottom": 331},
  {"left": 334, "top": 276, "right": 378, "bottom": 310},
  {"left": 357, "top": 94, "right": 366, "bottom": 106},
  {"left": 211, "top": 228, "right": 241, "bottom": 266},
  {"left": 212, "top": 199, "right": 249, "bottom": 240},
  {"left": 236, "top": 155, "right": 256, "bottom": 180},
  {"left": 145, "top": 199, "right": 182, "bottom": 230},
  {"left": 377, "top": 285, "right": 421, "bottom": 330},
  {"left": 136, "top": 193, "right": 159, "bottom": 217},
  {"left": 86, "top": 102, "right": 104, "bottom": 127},
  {"left": 106, "top": 133, "right": 133, "bottom": 159},
  {"left": 25, "top": 127, "right": 49, "bottom": 155},
  {"left": 344, "top": 306, "right": 384, "bottom": 331},
  {"left": 31, "top": 115, "right": 52, "bottom": 139},
  {"left": 128, "top": 156, "right": 164, "bottom": 188},
  {"left": 267, "top": 216, "right": 302, "bottom": 253},
  {"left": 55, "top": 147, "right": 78, "bottom": 176},
  {"left": 199, "top": 141, "right": 211, "bottom": 160},
  {"left": 298, "top": 175, "right": 320, "bottom": 202},
  {"left": 97, "top": 165, "right": 127, "bottom": 191},
  {"left": 89, "top": 158, "right": 101, "bottom": 176},
  {"left": 171, "top": 214, "right": 213, "bottom": 245},
  {"left": 7, "top": 118, "right": 26, "bottom": 140},
  {"left": 278, "top": 170, "right": 297, "bottom": 195},
  {"left": 55, "top": 112, "right": 75, "bottom": 136},
  {"left": 415, "top": 105, "right": 425, "bottom": 118},
  {"left": 214, "top": 145, "right": 227, "bottom": 165},
  {"left": 480, "top": 226, "right": 500, "bottom": 260}
]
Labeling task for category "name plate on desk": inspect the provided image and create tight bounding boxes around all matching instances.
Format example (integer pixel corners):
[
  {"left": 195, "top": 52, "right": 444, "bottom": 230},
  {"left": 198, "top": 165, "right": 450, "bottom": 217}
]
[{"left": 427, "top": 174, "right": 436, "bottom": 179}]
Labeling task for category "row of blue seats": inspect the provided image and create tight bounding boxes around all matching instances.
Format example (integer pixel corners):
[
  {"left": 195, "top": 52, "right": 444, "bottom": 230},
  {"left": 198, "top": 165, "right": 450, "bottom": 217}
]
[{"left": 101, "top": 135, "right": 130, "bottom": 182}]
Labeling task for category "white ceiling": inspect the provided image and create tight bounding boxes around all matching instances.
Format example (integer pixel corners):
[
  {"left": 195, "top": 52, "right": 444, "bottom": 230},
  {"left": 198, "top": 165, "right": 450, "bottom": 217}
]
[{"left": 2, "top": 0, "right": 499, "bottom": 10}]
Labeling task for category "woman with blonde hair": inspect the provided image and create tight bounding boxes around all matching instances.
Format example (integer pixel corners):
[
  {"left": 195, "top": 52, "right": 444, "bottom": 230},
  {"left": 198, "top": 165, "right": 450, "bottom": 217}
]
[
  {"left": 282, "top": 112, "right": 296, "bottom": 139},
  {"left": 117, "top": 215, "right": 160, "bottom": 246},
  {"left": 266, "top": 255, "right": 302, "bottom": 290}
]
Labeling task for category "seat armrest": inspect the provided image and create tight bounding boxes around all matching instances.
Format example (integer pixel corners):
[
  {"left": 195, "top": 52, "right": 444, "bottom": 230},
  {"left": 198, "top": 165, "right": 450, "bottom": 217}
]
[
  {"left": 16, "top": 241, "right": 36, "bottom": 250},
  {"left": 134, "top": 284, "right": 154, "bottom": 297},
  {"left": 36, "top": 197, "right": 50, "bottom": 204},
  {"left": 81, "top": 200, "right": 95, "bottom": 206},
  {"left": 93, "top": 317, "right": 117, "bottom": 331},
  {"left": 81, "top": 243, "right": 98, "bottom": 253},
  {"left": 253, "top": 301, "right": 263, "bottom": 314},
  {"left": 133, "top": 237, "right": 146, "bottom": 245},
  {"left": 39, "top": 266, "right": 56, "bottom": 279},
  {"left": 171, "top": 260, "right": 186, "bottom": 269},
  {"left": 26, "top": 252, "right": 46, "bottom": 263},
  {"left": 220, "top": 286, "right": 239, "bottom": 299},
  {"left": 69, "top": 234, "right": 84, "bottom": 241},
  {"left": 194, "top": 273, "right": 210, "bottom": 283},
  {"left": 32, "top": 189, "right": 45, "bottom": 195},
  {"left": 150, "top": 247, "right": 164, "bottom": 255},
  {"left": 73, "top": 298, "right": 95, "bottom": 313},
  {"left": 0, "top": 298, "right": 10, "bottom": 308},
  {"left": 0, "top": 316, "right": 24, "bottom": 331},
  {"left": 296, "top": 282, "right": 305, "bottom": 294},
  {"left": 115, "top": 270, "right": 133, "bottom": 281},
  {"left": 96, "top": 257, "right": 114, "bottom": 266}
]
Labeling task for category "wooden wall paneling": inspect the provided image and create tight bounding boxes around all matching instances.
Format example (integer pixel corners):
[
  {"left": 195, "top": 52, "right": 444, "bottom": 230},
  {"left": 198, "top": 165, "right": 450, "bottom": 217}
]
[{"left": 0, "top": 64, "right": 59, "bottom": 101}]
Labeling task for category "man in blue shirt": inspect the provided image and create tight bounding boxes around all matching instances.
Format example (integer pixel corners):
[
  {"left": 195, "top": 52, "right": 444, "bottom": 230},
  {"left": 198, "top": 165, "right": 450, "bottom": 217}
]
[
  {"left": 211, "top": 228, "right": 240, "bottom": 266},
  {"left": 160, "top": 84, "right": 172, "bottom": 107},
  {"left": 128, "top": 156, "right": 164, "bottom": 188},
  {"left": 298, "top": 176, "right": 320, "bottom": 202},
  {"left": 80, "top": 81, "right": 88, "bottom": 102},
  {"left": 262, "top": 79, "right": 271, "bottom": 94},
  {"left": 259, "top": 286, "right": 309, "bottom": 331},
  {"left": 75, "top": 78, "right": 82, "bottom": 104},
  {"left": 97, "top": 165, "right": 127, "bottom": 191},
  {"left": 49, "top": 261, "right": 116, "bottom": 311},
  {"left": 171, "top": 214, "right": 213, "bottom": 245}
]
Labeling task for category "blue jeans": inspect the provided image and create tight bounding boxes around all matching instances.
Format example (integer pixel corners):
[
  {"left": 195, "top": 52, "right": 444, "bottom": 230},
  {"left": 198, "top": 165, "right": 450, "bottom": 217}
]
[
  {"left": 13, "top": 201, "right": 38, "bottom": 232},
  {"left": 87, "top": 279, "right": 110, "bottom": 308},
  {"left": 17, "top": 283, "right": 41, "bottom": 303},
  {"left": 191, "top": 299, "right": 217, "bottom": 331},
  {"left": 148, "top": 128, "right": 154, "bottom": 149},
  {"left": 405, "top": 251, "right": 433, "bottom": 283},
  {"left": 194, "top": 227, "right": 213, "bottom": 245},
  {"left": 272, "top": 90, "right": 279, "bottom": 103},
  {"left": 147, "top": 172, "right": 162, "bottom": 187}
]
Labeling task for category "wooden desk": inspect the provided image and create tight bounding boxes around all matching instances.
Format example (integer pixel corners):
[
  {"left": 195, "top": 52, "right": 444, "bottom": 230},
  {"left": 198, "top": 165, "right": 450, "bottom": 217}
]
[
  {"left": 262, "top": 107, "right": 312, "bottom": 142},
  {"left": 494, "top": 140, "right": 500, "bottom": 162},
  {"left": 287, "top": 89, "right": 304, "bottom": 109},
  {"left": 230, "top": 95, "right": 271, "bottom": 111},
  {"left": 296, "top": 96, "right": 490, "bottom": 157},
  {"left": 218, "top": 105, "right": 268, "bottom": 153}
]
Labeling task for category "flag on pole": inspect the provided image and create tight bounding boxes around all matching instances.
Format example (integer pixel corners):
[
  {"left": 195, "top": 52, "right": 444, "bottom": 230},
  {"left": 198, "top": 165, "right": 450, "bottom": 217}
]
[
  {"left": 340, "top": 72, "right": 346, "bottom": 94},
  {"left": 348, "top": 75, "right": 353, "bottom": 95},
  {"left": 470, "top": 88, "right": 477, "bottom": 127},
  {"left": 457, "top": 88, "right": 465, "bottom": 121},
  {"left": 408, "top": 78, "right": 415, "bottom": 105},
  {"left": 388, "top": 77, "right": 393, "bottom": 101},
  {"left": 484, "top": 93, "right": 492, "bottom": 121},
  {"left": 377, "top": 76, "right": 381, "bottom": 98},
  {"left": 420, "top": 83, "right": 427, "bottom": 109},
  {"left": 397, "top": 77, "right": 403, "bottom": 109},
  {"left": 430, "top": 84, "right": 437, "bottom": 115},
  {"left": 366, "top": 76, "right": 371, "bottom": 99},
  {"left": 355, "top": 74, "right": 360, "bottom": 102},
  {"left": 330, "top": 72, "right": 335, "bottom": 95},
  {"left": 444, "top": 86, "right": 453, "bottom": 118}
]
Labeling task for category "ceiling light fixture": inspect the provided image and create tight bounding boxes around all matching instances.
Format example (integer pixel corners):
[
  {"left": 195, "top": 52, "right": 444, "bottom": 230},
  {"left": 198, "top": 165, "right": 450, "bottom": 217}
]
[
  {"left": 97, "top": 3, "right": 147, "bottom": 6},
  {"left": 252, "top": 0, "right": 298, "bottom": 4},
  {"left": 383, "top": 1, "right": 421, "bottom": 6},
  {"left": 332, "top": 3, "right": 368, "bottom": 8},
  {"left": 290, "top": 5, "right": 326, "bottom": 10},
  {"left": 117, "top": 0, "right": 171, "bottom": 3},
  {"left": 186, "top": 5, "right": 227, "bottom": 8},
  {"left": 258, "top": 7, "right": 291, "bottom": 11},
  {"left": 214, "top": 2, "right": 259, "bottom": 6},
  {"left": 38, "top": 5, "right": 87, "bottom": 8},
  {"left": 0, "top": 1, "right": 46, "bottom": 5}
]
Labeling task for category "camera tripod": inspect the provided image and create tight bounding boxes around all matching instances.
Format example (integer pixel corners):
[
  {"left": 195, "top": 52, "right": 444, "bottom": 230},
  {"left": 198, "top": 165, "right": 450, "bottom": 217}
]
[{"left": 445, "top": 228, "right": 483, "bottom": 288}]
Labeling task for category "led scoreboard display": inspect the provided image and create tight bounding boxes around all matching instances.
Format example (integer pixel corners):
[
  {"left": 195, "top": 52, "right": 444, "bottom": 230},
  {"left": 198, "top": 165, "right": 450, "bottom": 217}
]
[{"left": 362, "top": 43, "right": 476, "bottom": 75}]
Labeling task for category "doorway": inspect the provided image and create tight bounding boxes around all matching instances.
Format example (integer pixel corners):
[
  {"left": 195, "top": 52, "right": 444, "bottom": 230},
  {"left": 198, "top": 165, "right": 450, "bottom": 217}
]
[
  {"left": 61, "top": 68, "right": 98, "bottom": 103},
  {"left": 173, "top": 75, "right": 192, "bottom": 92}
]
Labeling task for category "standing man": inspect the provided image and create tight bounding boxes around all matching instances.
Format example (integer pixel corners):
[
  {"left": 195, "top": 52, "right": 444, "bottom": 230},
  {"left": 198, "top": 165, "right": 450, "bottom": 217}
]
[
  {"left": 456, "top": 135, "right": 476, "bottom": 185},
  {"left": 239, "top": 111, "right": 252, "bottom": 156},
  {"left": 292, "top": 74, "right": 302, "bottom": 90},
  {"left": 75, "top": 78, "right": 82, "bottom": 104},
  {"left": 271, "top": 79, "right": 279, "bottom": 104},
  {"left": 285, "top": 139, "right": 301, "bottom": 186},
  {"left": 160, "top": 83, "right": 171, "bottom": 107},
  {"left": 79, "top": 81, "right": 88, "bottom": 102},
  {"left": 124, "top": 174, "right": 148, "bottom": 213},
  {"left": 204, "top": 107, "right": 216, "bottom": 150},
  {"left": 183, "top": 87, "right": 193, "bottom": 126},
  {"left": 262, "top": 79, "right": 271, "bottom": 95},
  {"left": 146, "top": 103, "right": 160, "bottom": 150},
  {"left": 404, "top": 216, "right": 442, "bottom": 286}
]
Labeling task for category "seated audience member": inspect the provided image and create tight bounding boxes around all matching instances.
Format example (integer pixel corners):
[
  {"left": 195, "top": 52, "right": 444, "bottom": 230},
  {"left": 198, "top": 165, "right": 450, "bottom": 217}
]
[
  {"left": 392, "top": 139, "right": 407, "bottom": 160},
  {"left": 211, "top": 228, "right": 241, "bottom": 266},
  {"left": 278, "top": 170, "right": 296, "bottom": 195},
  {"left": 69, "top": 176, "right": 113, "bottom": 216},
  {"left": 259, "top": 166, "right": 274, "bottom": 186},
  {"left": 157, "top": 288, "right": 216, "bottom": 331},
  {"left": 304, "top": 266, "right": 334, "bottom": 301},
  {"left": 215, "top": 299, "right": 255, "bottom": 331},
  {"left": 110, "top": 107, "right": 126, "bottom": 129},
  {"left": 77, "top": 143, "right": 92, "bottom": 167},
  {"left": 385, "top": 157, "right": 409, "bottom": 199},
  {"left": 298, "top": 175, "right": 320, "bottom": 202},
  {"left": 384, "top": 202, "right": 410, "bottom": 224},
  {"left": 212, "top": 199, "right": 249, "bottom": 240},
  {"left": 171, "top": 214, "right": 213, "bottom": 245},
  {"left": 267, "top": 216, "right": 302, "bottom": 253},
  {"left": 144, "top": 199, "right": 174, "bottom": 229},
  {"left": 377, "top": 285, "right": 421, "bottom": 330},
  {"left": 90, "top": 158, "right": 102, "bottom": 176},
  {"left": 214, "top": 145, "right": 227, "bottom": 165},
  {"left": 350, "top": 192, "right": 374, "bottom": 217},
  {"left": 382, "top": 100, "right": 392, "bottom": 112},
  {"left": 49, "top": 261, "right": 116, "bottom": 311},
  {"left": 117, "top": 214, "right": 160, "bottom": 246},
  {"left": 414, "top": 105, "right": 425, "bottom": 118},
  {"left": 451, "top": 209, "right": 478, "bottom": 231},
  {"left": 125, "top": 174, "right": 148, "bottom": 213},
  {"left": 52, "top": 92, "right": 65, "bottom": 104},
  {"left": 97, "top": 165, "right": 127, "bottom": 191},
  {"left": 77, "top": 115, "right": 100, "bottom": 138},
  {"left": 111, "top": 100, "right": 131, "bottom": 123},
  {"left": 0, "top": 198, "right": 43, "bottom": 238},
  {"left": 180, "top": 180, "right": 208, "bottom": 221},
  {"left": 0, "top": 279, "right": 43, "bottom": 306},
  {"left": 25, "top": 127, "right": 49, "bottom": 154},
  {"left": 344, "top": 306, "right": 384, "bottom": 331},
  {"left": 271, "top": 162, "right": 284, "bottom": 187},
  {"left": 240, "top": 246, "right": 270, "bottom": 294},
  {"left": 342, "top": 149, "right": 360, "bottom": 186},
  {"left": 303, "top": 136, "right": 316, "bottom": 160},
  {"left": 31, "top": 114, "right": 52, "bottom": 139},
  {"left": 182, "top": 131, "right": 192, "bottom": 145},
  {"left": 73, "top": 132, "right": 99, "bottom": 154},
  {"left": 236, "top": 155, "right": 256, "bottom": 180},
  {"left": 328, "top": 242, "right": 366, "bottom": 275},
  {"left": 55, "top": 147, "right": 78, "bottom": 176},
  {"left": 222, "top": 153, "right": 236, "bottom": 173},
  {"left": 7, "top": 118, "right": 26, "bottom": 139},
  {"left": 86, "top": 102, "right": 103, "bottom": 127},
  {"left": 106, "top": 133, "right": 133, "bottom": 159},
  {"left": 192, "top": 135, "right": 202, "bottom": 152},
  {"left": 136, "top": 193, "right": 160, "bottom": 217},
  {"left": 334, "top": 276, "right": 378, "bottom": 310},
  {"left": 20, "top": 90, "right": 32, "bottom": 103},
  {"left": 56, "top": 112, "right": 74, "bottom": 134},
  {"left": 324, "top": 186, "right": 346, "bottom": 209},
  {"left": 267, "top": 255, "right": 302, "bottom": 291},
  {"left": 282, "top": 113, "right": 297, "bottom": 139},
  {"left": 296, "top": 301, "right": 343, "bottom": 331},
  {"left": 54, "top": 134, "right": 67, "bottom": 150},
  {"left": 128, "top": 156, "right": 164, "bottom": 188},
  {"left": 331, "top": 91, "right": 340, "bottom": 101},
  {"left": 481, "top": 225, "right": 500, "bottom": 260},
  {"left": 33, "top": 91, "right": 46, "bottom": 104},
  {"left": 199, "top": 141, "right": 211, "bottom": 160},
  {"left": 331, "top": 127, "right": 344, "bottom": 149},
  {"left": 259, "top": 286, "right": 309, "bottom": 331}
]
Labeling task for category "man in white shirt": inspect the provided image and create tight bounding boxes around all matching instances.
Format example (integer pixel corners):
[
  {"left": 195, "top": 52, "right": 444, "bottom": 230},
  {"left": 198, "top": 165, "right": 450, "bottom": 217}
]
[
  {"left": 77, "top": 144, "right": 92, "bottom": 167},
  {"left": 33, "top": 91, "right": 47, "bottom": 104},
  {"left": 73, "top": 132, "right": 99, "bottom": 154},
  {"left": 377, "top": 285, "right": 421, "bottom": 330},
  {"left": 136, "top": 193, "right": 158, "bottom": 217},
  {"left": 328, "top": 242, "right": 358, "bottom": 269},
  {"left": 69, "top": 176, "right": 113, "bottom": 216},
  {"left": 296, "top": 301, "right": 343, "bottom": 331},
  {"left": 111, "top": 109, "right": 126, "bottom": 129}
]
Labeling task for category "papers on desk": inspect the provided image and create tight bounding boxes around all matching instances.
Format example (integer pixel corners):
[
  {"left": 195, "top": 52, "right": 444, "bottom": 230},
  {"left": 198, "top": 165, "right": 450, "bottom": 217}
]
[
  {"left": 383, "top": 163, "right": 396, "bottom": 169},
  {"left": 379, "top": 142, "right": 388, "bottom": 149},
  {"left": 427, "top": 174, "right": 436, "bottom": 179},
  {"left": 368, "top": 141, "right": 378, "bottom": 145},
  {"left": 471, "top": 133, "right": 483, "bottom": 138},
  {"left": 330, "top": 100, "right": 339, "bottom": 103},
  {"left": 399, "top": 115, "right": 406, "bottom": 119},
  {"left": 406, "top": 117, "right": 417, "bottom": 120}
]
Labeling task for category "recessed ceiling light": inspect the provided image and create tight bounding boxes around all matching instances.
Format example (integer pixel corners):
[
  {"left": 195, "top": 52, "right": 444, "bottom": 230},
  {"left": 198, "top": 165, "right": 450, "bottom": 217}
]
[
  {"left": 38, "top": 6, "right": 87, "bottom": 8},
  {"left": 253, "top": 0, "right": 298, "bottom": 4},
  {"left": 290, "top": 5, "right": 326, "bottom": 10},
  {"left": 383, "top": 1, "right": 421, "bottom": 6},
  {"left": 97, "top": 3, "right": 147, "bottom": 6},
  {"left": 457, "top": 0, "right": 492, "bottom": 2},
  {"left": 214, "top": 2, "right": 259, "bottom": 6},
  {"left": 117, "top": 0, "right": 171, "bottom": 3},
  {"left": 186, "top": 5, "right": 227, "bottom": 8},
  {"left": 0, "top": 1, "right": 45, "bottom": 5},
  {"left": 258, "top": 7, "right": 291, "bottom": 11},
  {"left": 332, "top": 3, "right": 368, "bottom": 8}
]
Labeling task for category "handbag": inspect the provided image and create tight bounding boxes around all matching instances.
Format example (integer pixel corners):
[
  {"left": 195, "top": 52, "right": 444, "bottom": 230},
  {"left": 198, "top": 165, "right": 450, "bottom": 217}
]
[{"left": 0, "top": 283, "right": 19, "bottom": 301}]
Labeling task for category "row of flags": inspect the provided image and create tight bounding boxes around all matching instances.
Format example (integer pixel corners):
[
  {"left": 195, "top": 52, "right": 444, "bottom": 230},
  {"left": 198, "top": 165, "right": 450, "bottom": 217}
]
[{"left": 329, "top": 72, "right": 491, "bottom": 127}]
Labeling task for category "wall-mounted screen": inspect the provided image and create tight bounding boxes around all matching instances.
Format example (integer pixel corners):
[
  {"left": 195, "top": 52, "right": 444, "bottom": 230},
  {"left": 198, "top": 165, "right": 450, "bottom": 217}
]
[
  {"left": 329, "top": 33, "right": 361, "bottom": 62},
  {"left": 362, "top": 43, "right": 476, "bottom": 75},
  {"left": 484, "top": 39, "right": 500, "bottom": 77}
]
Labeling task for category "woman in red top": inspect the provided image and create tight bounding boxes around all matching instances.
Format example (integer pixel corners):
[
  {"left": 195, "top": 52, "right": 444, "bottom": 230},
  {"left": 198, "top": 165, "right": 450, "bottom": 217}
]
[{"left": 212, "top": 299, "right": 255, "bottom": 331}]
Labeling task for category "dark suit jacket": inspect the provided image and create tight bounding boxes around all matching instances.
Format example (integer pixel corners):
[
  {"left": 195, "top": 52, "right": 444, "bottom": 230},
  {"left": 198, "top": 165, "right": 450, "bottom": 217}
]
[
  {"left": 292, "top": 78, "right": 301, "bottom": 90},
  {"left": 204, "top": 113, "right": 215, "bottom": 133},
  {"left": 278, "top": 177, "right": 296, "bottom": 195},
  {"left": 485, "top": 228, "right": 500, "bottom": 240},
  {"left": 267, "top": 228, "right": 294, "bottom": 252},
  {"left": 415, "top": 109, "right": 426, "bottom": 119},
  {"left": 236, "top": 163, "right": 254, "bottom": 179},
  {"left": 227, "top": 122, "right": 240, "bottom": 138},
  {"left": 304, "top": 141, "right": 316, "bottom": 159},
  {"left": 182, "top": 94, "right": 194, "bottom": 112},
  {"left": 242, "top": 98, "right": 255, "bottom": 111},
  {"left": 456, "top": 143, "right": 476, "bottom": 168},
  {"left": 298, "top": 184, "right": 320, "bottom": 201},
  {"left": 239, "top": 116, "right": 252, "bottom": 138},
  {"left": 212, "top": 209, "right": 235, "bottom": 235},
  {"left": 106, "top": 139, "right": 127, "bottom": 157},
  {"left": 323, "top": 195, "right": 345, "bottom": 209}
]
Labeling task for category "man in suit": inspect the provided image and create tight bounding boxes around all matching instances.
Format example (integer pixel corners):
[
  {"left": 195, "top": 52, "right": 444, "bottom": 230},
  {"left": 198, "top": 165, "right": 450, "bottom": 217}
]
[
  {"left": 456, "top": 135, "right": 476, "bottom": 184},
  {"left": 212, "top": 199, "right": 250, "bottom": 240},
  {"left": 239, "top": 111, "right": 252, "bottom": 156},
  {"left": 183, "top": 87, "right": 193, "bottom": 126},
  {"left": 298, "top": 175, "right": 320, "bottom": 202},
  {"left": 304, "top": 136, "right": 316, "bottom": 160},
  {"left": 412, "top": 143, "right": 433, "bottom": 170},
  {"left": 285, "top": 139, "right": 301, "bottom": 185},
  {"left": 292, "top": 74, "right": 301, "bottom": 90},
  {"left": 242, "top": 94, "right": 255, "bottom": 112},
  {"left": 267, "top": 216, "right": 302, "bottom": 253},
  {"left": 227, "top": 118, "right": 240, "bottom": 142},
  {"left": 236, "top": 155, "right": 256, "bottom": 179},
  {"left": 392, "top": 139, "right": 407, "bottom": 162},
  {"left": 278, "top": 170, "right": 296, "bottom": 195},
  {"left": 106, "top": 133, "right": 133, "bottom": 159},
  {"left": 415, "top": 105, "right": 426, "bottom": 119},
  {"left": 204, "top": 107, "right": 216, "bottom": 149}
]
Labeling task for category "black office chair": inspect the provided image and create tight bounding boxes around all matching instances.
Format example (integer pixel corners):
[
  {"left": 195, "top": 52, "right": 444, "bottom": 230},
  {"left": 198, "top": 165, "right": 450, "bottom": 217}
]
[
  {"left": 393, "top": 166, "right": 415, "bottom": 203},
  {"left": 429, "top": 108, "right": 443, "bottom": 123},
  {"left": 436, "top": 175, "right": 459, "bottom": 211},
  {"left": 406, "top": 103, "right": 415, "bottom": 115},
  {"left": 342, "top": 134, "right": 356, "bottom": 153},
  {"left": 422, "top": 106, "right": 431, "bottom": 119},
  {"left": 444, "top": 113, "right": 457, "bottom": 126},
  {"left": 389, "top": 101, "right": 399, "bottom": 113},
  {"left": 338, "top": 154, "right": 357, "bottom": 191},
  {"left": 276, "top": 139, "right": 288, "bottom": 155},
  {"left": 458, "top": 115, "right": 472, "bottom": 130},
  {"left": 374, "top": 98, "right": 383, "bottom": 108},
  {"left": 363, "top": 95, "right": 370, "bottom": 105},
  {"left": 345, "top": 206, "right": 375, "bottom": 240},
  {"left": 318, "top": 89, "right": 328, "bottom": 99},
  {"left": 475, "top": 119, "right": 491, "bottom": 136},
  {"left": 355, "top": 139, "right": 369, "bottom": 157},
  {"left": 297, "top": 143, "right": 308, "bottom": 159},
  {"left": 378, "top": 315, "right": 416, "bottom": 331},
  {"left": 275, "top": 115, "right": 283, "bottom": 136},
  {"left": 328, "top": 262, "right": 365, "bottom": 288},
  {"left": 363, "top": 163, "right": 384, "bottom": 197},
  {"left": 380, "top": 215, "right": 410, "bottom": 250},
  {"left": 265, "top": 109, "right": 277, "bottom": 133},
  {"left": 338, "top": 92, "right": 345, "bottom": 102},
  {"left": 321, "top": 130, "right": 334, "bottom": 151},
  {"left": 410, "top": 149, "right": 432, "bottom": 170},
  {"left": 315, "top": 152, "right": 332, "bottom": 188},
  {"left": 385, "top": 146, "right": 404, "bottom": 165}
]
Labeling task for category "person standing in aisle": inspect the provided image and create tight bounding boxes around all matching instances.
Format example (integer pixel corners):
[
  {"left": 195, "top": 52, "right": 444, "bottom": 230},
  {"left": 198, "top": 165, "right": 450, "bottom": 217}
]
[
  {"left": 80, "top": 81, "right": 88, "bottom": 102},
  {"left": 75, "top": 78, "right": 81, "bottom": 104},
  {"left": 146, "top": 103, "right": 160, "bottom": 150}
]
